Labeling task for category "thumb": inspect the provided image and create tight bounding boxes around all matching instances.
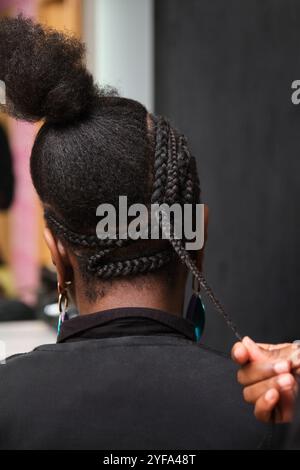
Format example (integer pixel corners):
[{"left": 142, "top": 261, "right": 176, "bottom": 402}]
[{"left": 231, "top": 342, "right": 250, "bottom": 365}]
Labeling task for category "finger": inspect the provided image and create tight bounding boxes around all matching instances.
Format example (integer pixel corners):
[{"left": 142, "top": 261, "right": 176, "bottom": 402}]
[
  {"left": 289, "top": 346, "right": 300, "bottom": 369},
  {"left": 258, "top": 343, "right": 291, "bottom": 351},
  {"left": 242, "top": 337, "right": 269, "bottom": 361},
  {"left": 258, "top": 343, "right": 300, "bottom": 369},
  {"left": 254, "top": 388, "right": 280, "bottom": 423},
  {"left": 278, "top": 388, "right": 298, "bottom": 423},
  {"left": 237, "top": 359, "right": 291, "bottom": 386},
  {"left": 231, "top": 342, "right": 250, "bottom": 365},
  {"left": 243, "top": 373, "right": 296, "bottom": 404},
  {"left": 265, "top": 344, "right": 300, "bottom": 362},
  {"left": 241, "top": 336, "right": 299, "bottom": 367},
  {"left": 257, "top": 342, "right": 300, "bottom": 365}
]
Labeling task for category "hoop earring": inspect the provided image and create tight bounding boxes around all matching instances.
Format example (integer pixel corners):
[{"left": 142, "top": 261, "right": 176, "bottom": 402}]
[
  {"left": 186, "top": 275, "right": 206, "bottom": 342},
  {"left": 57, "top": 281, "right": 72, "bottom": 335}
]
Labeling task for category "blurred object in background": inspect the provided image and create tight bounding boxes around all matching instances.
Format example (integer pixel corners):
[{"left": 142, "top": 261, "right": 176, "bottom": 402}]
[
  {"left": 0, "top": 0, "right": 83, "bottom": 316},
  {"left": 0, "top": 0, "right": 39, "bottom": 308},
  {"left": 88, "top": 0, "right": 154, "bottom": 110},
  {"left": 0, "top": 123, "right": 15, "bottom": 300},
  {"left": 0, "top": 298, "right": 35, "bottom": 322},
  {"left": 0, "top": 123, "right": 14, "bottom": 211},
  {"left": 0, "top": 261, "right": 14, "bottom": 298},
  {"left": 9, "top": 118, "right": 39, "bottom": 307},
  {"left": 0, "top": 320, "right": 56, "bottom": 357}
]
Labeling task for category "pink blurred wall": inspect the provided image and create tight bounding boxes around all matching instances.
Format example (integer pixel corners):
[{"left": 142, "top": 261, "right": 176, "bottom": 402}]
[{"left": 1, "top": 0, "right": 39, "bottom": 306}]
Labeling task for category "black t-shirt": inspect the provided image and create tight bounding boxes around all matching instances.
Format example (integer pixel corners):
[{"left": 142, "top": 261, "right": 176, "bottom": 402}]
[{"left": 0, "top": 307, "right": 281, "bottom": 449}]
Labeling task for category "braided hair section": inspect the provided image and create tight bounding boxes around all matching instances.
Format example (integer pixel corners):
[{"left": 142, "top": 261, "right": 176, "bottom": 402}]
[
  {"left": 169, "top": 237, "right": 242, "bottom": 340},
  {"left": 46, "top": 207, "right": 175, "bottom": 278},
  {"left": 45, "top": 209, "right": 130, "bottom": 249},
  {"left": 44, "top": 116, "right": 176, "bottom": 281},
  {"left": 152, "top": 116, "right": 241, "bottom": 339},
  {"left": 44, "top": 110, "right": 241, "bottom": 338},
  {"left": 88, "top": 249, "right": 176, "bottom": 280}
]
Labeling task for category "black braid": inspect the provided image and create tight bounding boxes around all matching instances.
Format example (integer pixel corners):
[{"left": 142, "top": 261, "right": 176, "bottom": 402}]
[
  {"left": 182, "top": 143, "right": 198, "bottom": 204},
  {"left": 177, "top": 136, "right": 190, "bottom": 201},
  {"left": 151, "top": 119, "right": 241, "bottom": 339},
  {"left": 151, "top": 117, "right": 169, "bottom": 204},
  {"left": 87, "top": 249, "right": 115, "bottom": 272},
  {"left": 45, "top": 209, "right": 132, "bottom": 249},
  {"left": 164, "top": 129, "right": 179, "bottom": 204},
  {"left": 89, "top": 249, "right": 175, "bottom": 279},
  {"left": 169, "top": 237, "right": 242, "bottom": 341}
]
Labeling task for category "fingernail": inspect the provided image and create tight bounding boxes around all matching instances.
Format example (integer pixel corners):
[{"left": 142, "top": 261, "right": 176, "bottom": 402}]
[
  {"left": 277, "top": 374, "right": 293, "bottom": 389},
  {"left": 243, "top": 336, "right": 256, "bottom": 348},
  {"left": 274, "top": 361, "right": 290, "bottom": 374},
  {"left": 243, "top": 336, "right": 255, "bottom": 347},
  {"left": 265, "top": 389, "right": 277, "bottom": 402}
]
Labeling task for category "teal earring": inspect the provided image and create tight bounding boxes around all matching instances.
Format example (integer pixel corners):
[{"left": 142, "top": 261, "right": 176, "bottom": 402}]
[
  {"left": 57, "top": 281, "right": 72, "bottom": 335},
  {"left": 186, "top": 276, "right": 206, "bottom": 341}
]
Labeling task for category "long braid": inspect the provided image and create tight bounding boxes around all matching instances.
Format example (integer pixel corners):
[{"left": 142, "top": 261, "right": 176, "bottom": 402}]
[
  {"left": 153, "top": 118, "right": 242, "bottom": 340},
  {"left": 164, "top": 129, "right": 180, "bottom": 205},
  {"left": 177, "top": 136, "right": 191, "bottom": 202},
  {"left": 169, "top": 236, "right": 242, "bottom": 340},
  {"left": 151, "top": 118, "right": 169, "bottom": 204}
]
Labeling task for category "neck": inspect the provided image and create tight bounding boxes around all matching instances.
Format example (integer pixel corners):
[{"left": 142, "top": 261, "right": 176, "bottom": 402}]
[{"left": 73, "top": 276, "right": 186, "bottom": 318}]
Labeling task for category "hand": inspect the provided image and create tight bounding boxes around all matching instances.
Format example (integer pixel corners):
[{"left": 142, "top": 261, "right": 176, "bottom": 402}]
[{"left": 231, "top": 337, "right": 300, "bottom": 423}]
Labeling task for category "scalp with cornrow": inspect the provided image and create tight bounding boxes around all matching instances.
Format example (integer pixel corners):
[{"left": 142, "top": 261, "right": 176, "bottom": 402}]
[
  {"left": 44, "top": 114, "right": 200, "bottom": 283},
  {"left": 44, "top": 116, "right": 188, "bottom": 281},
  {"left": 47, "top": 114, "right": 241, "bottom": 339}
]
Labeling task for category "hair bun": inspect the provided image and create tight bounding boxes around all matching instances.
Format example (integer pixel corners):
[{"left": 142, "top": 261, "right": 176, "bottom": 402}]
[{"left": 0, "top": 15, "right": 97, "bottom": 124}]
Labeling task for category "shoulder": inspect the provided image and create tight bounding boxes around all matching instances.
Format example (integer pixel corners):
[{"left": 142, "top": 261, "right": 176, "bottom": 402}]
[
  {"left": 0, "top": 346, "right": 57, "bottom": 378},
  {"left": 0, "top": 338, "right": 277, "bottom": 449}
]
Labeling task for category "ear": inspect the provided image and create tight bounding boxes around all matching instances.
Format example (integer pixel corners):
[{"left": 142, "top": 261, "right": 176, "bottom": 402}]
[
  {"left": 43, "top": 227, "right": 73, "bottom": 287},
  {"left": 196, "top": 204, "right": 209, "bottom": 271}
]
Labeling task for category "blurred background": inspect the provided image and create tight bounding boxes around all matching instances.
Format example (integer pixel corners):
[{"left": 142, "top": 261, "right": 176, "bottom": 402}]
[{"left": 0, "top": 0, "right": 300, "bottom": 356}]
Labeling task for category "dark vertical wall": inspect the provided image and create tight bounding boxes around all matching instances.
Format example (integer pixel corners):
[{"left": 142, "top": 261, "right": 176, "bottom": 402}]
[{"left": 155, "top": 0, "right": 300, "bottom": 352}]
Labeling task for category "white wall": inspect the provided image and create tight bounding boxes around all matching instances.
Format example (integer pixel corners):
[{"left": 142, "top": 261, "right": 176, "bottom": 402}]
[{"left": 84, "top": 0, "right": 154, "bottom": 111}]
